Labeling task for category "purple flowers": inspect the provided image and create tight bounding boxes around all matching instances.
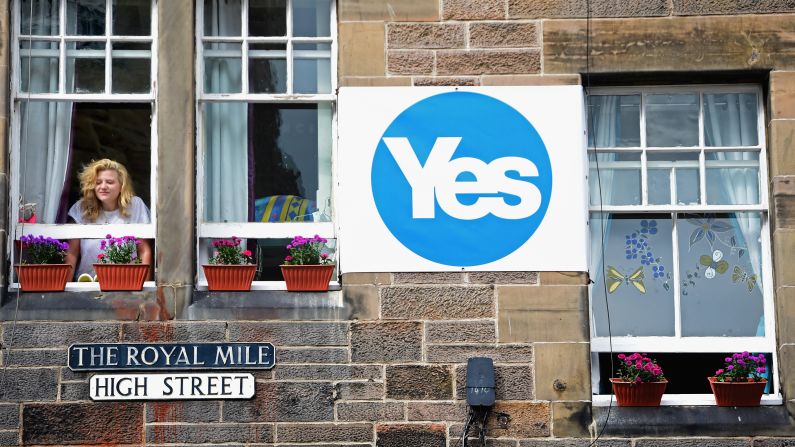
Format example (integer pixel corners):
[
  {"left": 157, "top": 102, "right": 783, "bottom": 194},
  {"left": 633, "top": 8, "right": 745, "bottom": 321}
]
[
  {"left": 283, "top": 235, "right": 333, "bottom": 266},
  {"left": 97, "top": 235, "right": 143, "bottom": 264},
  {"left": 715, "top": 352, "right": 767, "bottom": 383},
  {"left": 614, "top": 353, "right": 665, "bottom": 384},
  {"left": 19, "top": 234, "right": 69, "bottom": 264},
  {"left": 208, "top": 237, "right": 253, "bottom": 265}
]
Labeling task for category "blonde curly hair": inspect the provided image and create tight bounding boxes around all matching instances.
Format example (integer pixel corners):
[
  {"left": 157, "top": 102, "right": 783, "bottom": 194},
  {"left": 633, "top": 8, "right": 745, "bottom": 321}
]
[{"left": 78, "top": 159, "right": 135, "bottom": 222}]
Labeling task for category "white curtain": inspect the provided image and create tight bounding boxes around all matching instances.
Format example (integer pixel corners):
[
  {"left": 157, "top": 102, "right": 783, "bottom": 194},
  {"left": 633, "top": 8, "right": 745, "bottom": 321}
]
[
  {"left": 20, "top": 0, "right": 72, "bottom": 223},
  {"left": 204, "top": 0, "right": 248, "bottom": 222},
  {"left": 704, "top": 93, "right": 762, "bottom": 280}
]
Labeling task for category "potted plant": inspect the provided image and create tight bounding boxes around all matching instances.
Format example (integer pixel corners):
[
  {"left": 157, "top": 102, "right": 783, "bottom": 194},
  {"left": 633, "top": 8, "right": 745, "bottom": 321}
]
[
  {"left": 281, "top": 235, "right": 335, "bottom": 292},
  {"left": 610, "top": 353, "right": 667, "bottom": 406},
  {"left": 93, "top": 235, "right": 150, "bottom": 291},
  {"left": 709, "top": 352, "right": 768, "bottom": 406},
  {"left": 202, "top": 236, "right": 256, "bottom": 291},
  {"left": 15, "top": 235, "right": 71, "bottom": 292}
]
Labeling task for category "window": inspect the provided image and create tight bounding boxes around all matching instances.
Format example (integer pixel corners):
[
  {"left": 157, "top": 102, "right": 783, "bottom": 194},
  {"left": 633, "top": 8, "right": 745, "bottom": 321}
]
[
  {"left": 196, "top": 0, "right": 336, "bottom": 288},
  {"left": 11, "top": 0, "right": 156, "bottom": 287},
  {"left": 587, "top": 86, "right": 778, "bottom": 404}
]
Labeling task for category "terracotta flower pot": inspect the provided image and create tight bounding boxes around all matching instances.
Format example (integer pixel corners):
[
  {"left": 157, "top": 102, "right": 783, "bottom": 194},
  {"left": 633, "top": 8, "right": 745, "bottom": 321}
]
[
  {"left": 708, "top": 377, "right": 767, "bottom": 407},
  {"left": 15, "top": 264, "right": 71, "bottom": 292},
  {"left": 281, "top": 264, "right": 335, "bottom": 292},
  {"left": 610, "top": 379, "right": 668, "bottom": 407},
  {"left": 203, "top": 264, "right": 257, "bottom": 291},
  {"left": 93, "top": 263, "right": 149, "bottom": 291}
]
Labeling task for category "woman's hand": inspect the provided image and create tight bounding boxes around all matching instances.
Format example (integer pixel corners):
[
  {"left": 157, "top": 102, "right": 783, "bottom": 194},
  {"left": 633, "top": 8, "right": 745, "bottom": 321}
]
[{"left": 66, "top": 239, "right": 80, "bottom": 280}]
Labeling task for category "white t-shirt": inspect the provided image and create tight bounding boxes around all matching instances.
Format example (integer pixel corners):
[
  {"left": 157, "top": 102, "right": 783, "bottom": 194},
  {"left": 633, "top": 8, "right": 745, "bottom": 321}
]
[{"left": 67, "top": 197, "right": 151, "bottom": 279}]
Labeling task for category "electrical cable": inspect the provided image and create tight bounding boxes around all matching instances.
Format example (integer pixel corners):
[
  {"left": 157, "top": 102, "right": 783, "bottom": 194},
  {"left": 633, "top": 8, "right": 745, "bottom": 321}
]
[
  {"left": 584, "top": 0, "right": 616, "bottom": 445},
  {"left": 457, "top": 410, "right": 476, "bottom": 447}
]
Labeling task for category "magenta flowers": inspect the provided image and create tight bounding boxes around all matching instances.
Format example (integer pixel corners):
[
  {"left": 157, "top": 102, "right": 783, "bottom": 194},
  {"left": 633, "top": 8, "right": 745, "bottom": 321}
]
[
  {"left": 615, "top": 353, "right": 665, "bottom": 383},
  {"left": 714, "top": 352, "right": 767, "bottom": 382},
  {"left": 96, "top": 235, "right": 142, "bottom": 264},
  {"left": 208, "top": 236, "right": 253, "bottom": 265},
  {"left": 283, "top": 235, "right": 333, "bottom": 266}
]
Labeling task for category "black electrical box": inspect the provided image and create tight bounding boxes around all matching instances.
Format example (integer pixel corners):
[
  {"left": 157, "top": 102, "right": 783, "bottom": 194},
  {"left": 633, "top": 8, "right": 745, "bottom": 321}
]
[{"left": 466, "top": 357, "right": 496, "bottom": 407}]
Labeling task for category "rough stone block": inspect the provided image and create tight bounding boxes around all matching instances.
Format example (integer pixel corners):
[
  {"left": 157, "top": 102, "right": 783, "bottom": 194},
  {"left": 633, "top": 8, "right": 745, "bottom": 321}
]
[
  {"left": 146, "top": 423, "right": 273, "bottom": 444},
  {"left": 455, "top": 364, "right": 534, "bottom": 400},
  {"left": 469, "top": 22, "right": 539, "bottom": 48},
  {"left": 0, "top": 368, "right": 57, "bottom": 402},
  {"left": 0, "top": 405, "right": 18, "bottom": 430},
  {"left": 337, "top": 402, "right": 405, "bottom": 421},
  {"left": 450, "top": 402, "right": 550, "bottom": 438},
  {"left": 778, "top": 287, "right": 795, "bottom": 345},
  {"left": 774, "top": 229, "right": 795, "bottom": 287},
  {"left": 1, "top": 323, "right": 119, "bottom": 348},
  {"left": 426, "top": 321, "right": 496, "bottom": 344},
  {"left": 414, "top": 76, "right": 479, "bottom": 86},
  {"left": 376, "top": 423, "right": 447, "bottom": 447},
  {"left": 388, "top": 23, "right": 465, "bottom": 49},
  {"left": 22, "top": 403, "right": 143, "bottom": 445},
  {"left": 769, "top": 120, "right": 795, "bottom": 177},
  {"left": 443, "top": 0, "right": 505, "bottom": 20},
  {"left": 277, "top": 422, "right": 373, "bottom": 442},
  {"left": 275, "top": 364, "right": 382, "bottom": 381},
  {"left": 277, "top": 347, "right": 349, "bottom": 364},
  {"left": 60, "top": 368, "right": 89, "bottom": 381},
  {"left": 341, "top": 76, "right": 413, "bottom": 86},
  {"left": 406, "top": 402, "right": 467, "bottom": 421},
  {"left": 427, "top": 344, "right": 533, "bottom": 363},
  {"left": 509, "top": 0, "right": 668, "bottom": 18},
  {"left": 467, "top": 271, "right": 538, "bottom": 284},
  {"left": 436, "top": 50, "right": 541, "bottom": 75},
  {"left": 540, "top": 272, "right": 589, "bottom": 285},
  {"left": 386, "top": 365, "right": 453, "bottom": 400},
  {"left": 335, "top": 381, "right": 385, "bottom": 400},
  {"left": 351, "top": 321, "right": 423, "bottom": 363},
  {"left": 0, "top": 431, "right": 17, "bottom": 447},
  {"left": 673, "top": 0, "right": 795, "bottom": 15},
  {"left": 552, "top": 401, "right": 591, "bottom": 437},
  {"left": 339, "top": 0, "right": 439, "bottom": 21},
  {"left": 755, "top": 439, "right": 795, "bottom": 447},
  {"left": 120, "top": 322, "right": 226, "bottom": 341},
  {"left": 2, "top": 349, "right": 65, "bottom": 367},
  {"left": 394, "top": 272, "right": 466, "bottom": 284},
  {"left": 340, "top": 22, "right": 385, "bottom": 77},
  {"left": 773, "top": 176, "right": 795, "bottom": 230},
  {"left": 59, "top": 382, "right": 90, "bottom": 401},
  {"left": 223, "top": 381, "right": 334, "bottom": 422},
  {"left": 534, "top": 343, "right": 591, "bottom": 400},
  {"left": 519, "top": 440, "right": 631, "bottom": 447},
  {"left": 227, "top": 322, "right": 348, "bottom": 346},
  {"left": 497, "top": 285, "right": 589, "bottom": 342},
  {"left": 342, "top": 284, "right": 381, "bottom": 320},
  {"left": 342, "top": 272, "right": 393, "bottom": 285},
  {"left": 544, "top": 16, "right": 795, "bottom": 74},
  {"left": 146, "top": 401, "right": 220, "bottom": 423},
  {"left": 381, "top": 286, "right": 494, "bottom": 320},
  {"left": 388, "top": 50, "right": 435, "bottom": 75},
  {"left": 634, "top": 440, "right": 750, "bottom": 447},
  {"left": 779, "top": 344, "right": 795, "bottom": 399},
  {"left": 771, "top": 71, "right": 795, "bottom": 119},
  {"left": 481, "top": 74, "right": 581, "bottom": 85}
]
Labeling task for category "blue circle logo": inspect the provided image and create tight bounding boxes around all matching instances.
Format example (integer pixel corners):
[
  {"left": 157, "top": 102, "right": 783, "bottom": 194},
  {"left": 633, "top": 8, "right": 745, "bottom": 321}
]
[{"left": 371, "top": 91, "right": 553, "bottom": 266}]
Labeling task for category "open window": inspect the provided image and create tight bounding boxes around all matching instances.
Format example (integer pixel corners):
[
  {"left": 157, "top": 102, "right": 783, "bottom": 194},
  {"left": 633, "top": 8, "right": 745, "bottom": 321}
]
[
  {"left": 11, "top": 0, "right": 157, "bottom": 289},
  {"left": 196, "top": 0, "right": 337, "bottom": 289},
  {"left": 587, "top": 86, "right": 779, "bottom": 404}
]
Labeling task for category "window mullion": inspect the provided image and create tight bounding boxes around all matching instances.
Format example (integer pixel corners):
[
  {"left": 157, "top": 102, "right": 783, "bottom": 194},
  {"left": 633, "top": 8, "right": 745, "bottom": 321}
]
[
  {"left": 59, "top": 0, "right": 66, "bottom": 93},
  {"left": 105, "top": 0, "right": 112, "bottom": 94},
  {"left": 286, "top": 0, "right": 293, "bottom": 95},
  {"left": 699, "top": 92, "right": 707, "bottom": 205},
  {"left": 671, "top": 212, "right": 682, "bottom": 338},
  {"left": 242, "top": 0, "right": 249, "bottom": 94}
]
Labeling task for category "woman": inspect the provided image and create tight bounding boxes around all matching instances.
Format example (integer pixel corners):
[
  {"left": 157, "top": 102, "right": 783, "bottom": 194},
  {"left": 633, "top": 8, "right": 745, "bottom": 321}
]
[{"left": 65, "top": 159, "right": 152, "bottom": 280}]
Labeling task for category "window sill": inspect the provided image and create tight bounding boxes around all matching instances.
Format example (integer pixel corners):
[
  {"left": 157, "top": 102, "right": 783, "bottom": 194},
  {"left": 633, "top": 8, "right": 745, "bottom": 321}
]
[
  {"left": 194, "top": 280, "right": 341, "bottom": 291},
  {"left": 187, "top": 288, "right": 344, "bottom": 320},
  {"left": 9, "top": 281, "right": 158, "bottom": 292},
  {"left": 593, "top": 393, "right": 783, "bottom": 406}
]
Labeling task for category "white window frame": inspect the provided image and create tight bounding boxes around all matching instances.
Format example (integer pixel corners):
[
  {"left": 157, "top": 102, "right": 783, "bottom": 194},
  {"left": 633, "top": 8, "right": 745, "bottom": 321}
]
[
  {"left": 587, "top": 85, "right": 780, "bottom": 405},
  {"left": 10, "top": 0, "right": 159, "bottom": 290},
  {"left": 195, "top": 0, "right": 338, "bottom": 290}
]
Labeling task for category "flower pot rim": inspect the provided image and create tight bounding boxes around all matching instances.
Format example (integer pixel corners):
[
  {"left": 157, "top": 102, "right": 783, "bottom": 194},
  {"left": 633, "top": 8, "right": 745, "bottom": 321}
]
[
  {"left": 610, "top": 378, "right": 668, "bottom": 384},
  {"left": 708, "top": 376, "right": 768, "bottom": 383},
  {"left": 280, "top": 263, "right": 335, "bottom": 267},
  {"left": 15, "top": 263, "right": 70, "bottom": 266},
  {"left": 93, "top": 262, "right": 150, "bottom": 266},
  {"left": 202, "top": 263, "right": 256, "bottom": 267}
]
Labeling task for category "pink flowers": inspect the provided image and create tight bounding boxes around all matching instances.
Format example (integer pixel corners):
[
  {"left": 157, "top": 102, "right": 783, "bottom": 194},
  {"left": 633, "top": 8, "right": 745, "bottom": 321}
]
[
  {"left": 715, "top": 352, "right": 767, "bottom": 382},
  {"left": 614, "top": 353, "right": 665, "bottom": 384},
  {"left": 208, "top": 237, "right": 253, "bottom": 265},
  {"left": 283, "top": 235, "right": 333, "bottom": 266}
]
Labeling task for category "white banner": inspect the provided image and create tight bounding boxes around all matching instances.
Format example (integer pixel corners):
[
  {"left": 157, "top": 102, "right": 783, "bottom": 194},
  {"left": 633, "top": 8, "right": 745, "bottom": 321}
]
[
  {"left": 89, "top": 373, "right": 255, "bottom": 400},
  {"left": 338, "top": 86, "right": 588, "bottom": 272}
]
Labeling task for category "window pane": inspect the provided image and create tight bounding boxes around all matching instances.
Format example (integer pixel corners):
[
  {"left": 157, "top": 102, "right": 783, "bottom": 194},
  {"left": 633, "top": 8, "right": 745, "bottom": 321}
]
[
  {"left": 293, "top": 43, "right": 331, "bottom": 94},
  {"left": 249, "top": 43, "right": 286, "bottom": 93},
  {"left": 20, "top": 41, "right": 59, "bottom": 93},
  {"left": 647, "top": 169, "right": 671, "bottom": 205},
  {"left": 705, "top": 152, "right": 760, "bottom": 205},
  {"left": 203, "top": 0, "right": 242, "bottom": 36},
  {"left": 646, "top": 94, "right": 699, "bottom": 147},
  {"left": 292, "top": 0, "right": 330, "bottom": 37},
  {"left": 19, "top": 101, "right": 152, "bottom": 225},
  {"left": 676, "top": 168, "right": 700, "bottom": 205},
  {"left": 704, "top": 93, "right": 758, "bottom": 147},
  {"left": 589, "top": 152, "right": 640, "bottom": 206},
  {"left": 66, "top": 41, "right": 106, "bottom": 93},
  {"left": 591, "top": 213, "right": 675, "bottom": 336},
  {"left": 21, "top": 0, "right": 59, "bottom": 35},
  {"left": 67, "top": 0, "right": 106, "bottom": 35},
  {"left": 113, "top": 0, "right": 151, "bottom": 35},
  {"left": 646, "top": 152, "right": 700, "bottom": 205},
  {"left": 203, "top": 102, "right": 333, "bottom": 222},
  {"left": 249, "top": 0, "right": 286, "bottom": 36},
  {"left": 677, "top": 213, "right": 765, "bottom": 336},
  {"left": 587, "top": 95, "right": 640, "bottom": 148},
  {"left": 112, "top": 42, "right": 151, "bottom": 93},
  {"left": 204, "top": 42, "right": 242, "bottom": 94}
]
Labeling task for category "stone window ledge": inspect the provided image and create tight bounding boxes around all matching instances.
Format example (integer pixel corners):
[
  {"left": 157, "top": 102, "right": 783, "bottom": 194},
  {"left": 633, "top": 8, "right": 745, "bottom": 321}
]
[{"left": 187, "top": 290, "right": 344, "bottom": 320}]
